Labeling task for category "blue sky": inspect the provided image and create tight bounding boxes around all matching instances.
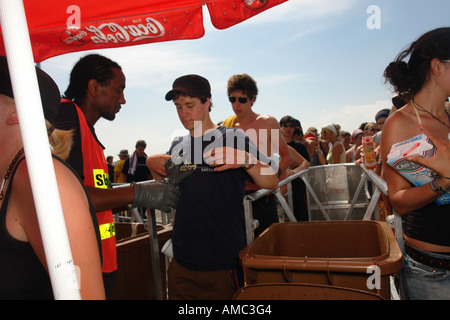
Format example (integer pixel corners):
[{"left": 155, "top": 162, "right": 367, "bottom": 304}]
[{"left": 41, "top": 0, "right": 450, "bottom": 159}]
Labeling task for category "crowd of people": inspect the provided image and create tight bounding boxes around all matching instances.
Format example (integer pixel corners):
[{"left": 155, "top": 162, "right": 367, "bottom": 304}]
[{"left": 0, "top": 27, "right": 449, "bottom": 300}]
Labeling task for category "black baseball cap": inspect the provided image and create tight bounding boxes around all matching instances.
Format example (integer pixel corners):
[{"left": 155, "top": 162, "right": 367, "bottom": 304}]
[
  {"left": 0, "top": 55, "right": 60, "bottom": 124},
  {"left": 165, "top": 74, "right": 211, "bottom": 101}
]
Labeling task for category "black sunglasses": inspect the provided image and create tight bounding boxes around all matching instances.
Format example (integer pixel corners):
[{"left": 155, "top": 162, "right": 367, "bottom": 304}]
[
  {"left": 282, "top": 123, "right": 295, "bottom": 128},
  {"left": 228, "top": 96, "right": 248, "bottom": 104}
]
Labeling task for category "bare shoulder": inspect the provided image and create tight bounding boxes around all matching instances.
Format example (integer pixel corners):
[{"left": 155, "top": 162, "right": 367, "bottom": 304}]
[
  {"left": 52, "top": 157, "right": 80, "bottom": 181},
  {"left": 255, "top": 114, "right": 280, "bottom": 129},
  {"left": 51, "top": 158, "right": 89, "bottom": 203},
  {"left": 382, "top": 106, "right": 419, "bottom": 146},
  {"left": 12, "top": 158, "right": 73, "bottom": 206},
  {"left": 11, "top": 159, "right": 72, "bottom": 195},
  {"left": 381, "top": 105, "right": 422, "bottom": 160}
]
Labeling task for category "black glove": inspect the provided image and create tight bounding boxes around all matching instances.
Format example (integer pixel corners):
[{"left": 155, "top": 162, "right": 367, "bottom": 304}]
[
  {"left": 132, "top": 181, "right": 180, "bottom": 213},
  {"left": 163, "top": 159, "right": 196, "bottom": 187}
]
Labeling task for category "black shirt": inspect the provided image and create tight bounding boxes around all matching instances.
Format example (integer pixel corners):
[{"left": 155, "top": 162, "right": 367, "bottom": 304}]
[
  {"left": 121, "top": 155, "right": 151, "bottom": 182},
  {"left": 287, "top": 140, "right": 310, "bottom": 162}
]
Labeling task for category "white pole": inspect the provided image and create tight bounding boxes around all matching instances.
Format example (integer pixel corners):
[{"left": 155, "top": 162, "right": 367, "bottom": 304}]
[{"left": 0, "top": 0, "right": 80, "bottom": 299}]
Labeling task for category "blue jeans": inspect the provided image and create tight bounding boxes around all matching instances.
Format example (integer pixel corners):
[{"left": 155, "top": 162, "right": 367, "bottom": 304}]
[{"left": 400, "top": 247, "right": 450, "bottom": 300}]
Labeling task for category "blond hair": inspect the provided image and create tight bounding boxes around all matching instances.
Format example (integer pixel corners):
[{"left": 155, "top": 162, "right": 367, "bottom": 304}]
[{"left": 47, "top": 120, "right": 73, "bottom": 160}]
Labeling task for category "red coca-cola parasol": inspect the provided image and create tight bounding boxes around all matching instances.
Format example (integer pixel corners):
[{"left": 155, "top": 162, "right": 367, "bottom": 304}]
[
  {"left": 0, "top": 0, "right": 287, "bottom": 300},
  {"left": 1, "top": 0, "right": 287, "bottom": 62}
]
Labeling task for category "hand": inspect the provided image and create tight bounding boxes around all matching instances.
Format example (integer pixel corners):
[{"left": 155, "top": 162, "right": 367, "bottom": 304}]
[
  {"left": 314, "top": 141, "right": 321, "bottom": 151},
  {"left": 203, "top": 147, "right": 252, "bottom": 172},
  {"left": 164, "top": 158, "right": 196, "bottom": 186},
  {"left": 132, "top": 181, "right": 180, "bottom": 213},
  {"left": 355, "top": 147, "right": 364, "bottom": 166},
  {"left": 146, "top": 154, "right": 170, "bottom": 177},
  {"left": 286, "top": 168, "right": 295, "bottom": 176},
  {"left": 407, "top": 135, "right": 450, "bottom": 179}
]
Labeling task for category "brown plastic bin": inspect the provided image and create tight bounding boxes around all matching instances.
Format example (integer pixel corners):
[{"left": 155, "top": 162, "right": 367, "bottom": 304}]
[
  {"left": 233, "top": 283, "right": 385, "bottom": 300},
  {"left": 239, "top": 221, "right": 402, "bottom": 299},
  {"left": 107, "top": 222, "right": 172, "bottom": 300}
]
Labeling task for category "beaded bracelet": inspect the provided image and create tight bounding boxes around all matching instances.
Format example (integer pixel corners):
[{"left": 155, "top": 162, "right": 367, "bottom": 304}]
[{"left": 429, "top": 178, "right": 450, "bottom": 194}]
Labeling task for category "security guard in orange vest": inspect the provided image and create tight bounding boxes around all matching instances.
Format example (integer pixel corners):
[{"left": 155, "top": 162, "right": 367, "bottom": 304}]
[{"left": 54, "top": 54, "right": 180, "bottom": 296}]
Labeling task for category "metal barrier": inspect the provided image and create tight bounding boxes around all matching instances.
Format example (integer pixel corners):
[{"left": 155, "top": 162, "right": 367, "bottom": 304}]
[
  {"left": 302, "top": 164, "right": 380, "bottom": 221},
  {"left": 243, "top": 163, "right": 402, "bottom": 245}
]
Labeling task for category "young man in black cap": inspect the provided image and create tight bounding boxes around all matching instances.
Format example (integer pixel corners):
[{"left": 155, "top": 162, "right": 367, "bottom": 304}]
[{"left": 147, "top": 74, "right": 278, "bottom": 299}]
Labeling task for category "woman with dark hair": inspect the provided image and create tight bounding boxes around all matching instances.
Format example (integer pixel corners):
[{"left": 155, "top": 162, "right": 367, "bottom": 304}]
[{"left": 382, "top": 27, "right": 450, "bottom": 300}]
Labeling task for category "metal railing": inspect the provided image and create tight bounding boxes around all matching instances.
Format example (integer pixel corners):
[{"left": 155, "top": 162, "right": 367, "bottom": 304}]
[{"left": 243, "top": 163, "right": 400, "bottom": 245}]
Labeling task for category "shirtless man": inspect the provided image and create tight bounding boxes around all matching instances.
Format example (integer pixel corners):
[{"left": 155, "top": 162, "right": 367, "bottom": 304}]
[{"left": 223, "top": 73, "right": 291, "bottom": 236}]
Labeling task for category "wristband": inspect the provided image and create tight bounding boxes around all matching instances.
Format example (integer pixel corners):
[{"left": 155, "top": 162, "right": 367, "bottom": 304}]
[
  {"left": 429, "top": 178, "right": 449, "bottom": 194},
  {"left": 242, "top": 152, "right": 255, "bottom": 170}
]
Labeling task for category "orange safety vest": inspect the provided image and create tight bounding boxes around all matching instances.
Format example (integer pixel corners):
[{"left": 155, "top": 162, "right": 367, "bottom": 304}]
[{"left": 63, "top": 99, "right": 117, "bottom": 274}]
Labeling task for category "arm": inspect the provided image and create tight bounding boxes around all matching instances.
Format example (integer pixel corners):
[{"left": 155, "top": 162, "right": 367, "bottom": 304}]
[
  {"left": 381, "top": 113, "right": 442, "bottom": 214},
  {"left": 87, "top": 180, "right": 179, "bottom": 214},
  {"left": 85, "top": 185, "right": 134, "bottom": 212},
  {"left": 381, "top": 161, "right": 440, "bottom": 215},
  {"left": 259, "top": 116, "right": 291, "bottom": 189},
  {"left": 309, "top": 139, "right": 327, "bottom": 165},
  {"left": 245, "top": 154, "right": 278, "bottom": 190},
  {"left": 345, "top": 148, "right": 353, "bottom": 163},
  {"left": 286, "top": 145, "right": 310, "bottom": 175},
  {"left": 354, "top": 145, "right": 363, "bottom": 162},
  {"left": 146, "top": 153, "right": 171, "bottom": 180},
  {"left": 315, "top": 142, "right": 327, "bottom": 165},
  {"left": 272, "top": 124, "right": 291, "bottom": 180},
  {"left": 14, "top": 159, "right": 104, "bottom": 299},
  {"left": 82, "top": 154, "right": 179, "bottom": 213},
  {"left": 407, "top": 135, "right": 450, "bottom": 190},
  {"left": 331, "top": 142, "right": 344, "bottom": 164},
  {"left": 203, "top": 146, "right": 278, "bottom": 190},
  {"left": 277, "top": 135, "right": 291, "bottom": 175}
]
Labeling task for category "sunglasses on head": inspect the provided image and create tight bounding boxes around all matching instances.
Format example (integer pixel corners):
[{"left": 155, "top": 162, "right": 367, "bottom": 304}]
[{"left": 228, "top": 96, "right": 249, "bottom": 104}]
